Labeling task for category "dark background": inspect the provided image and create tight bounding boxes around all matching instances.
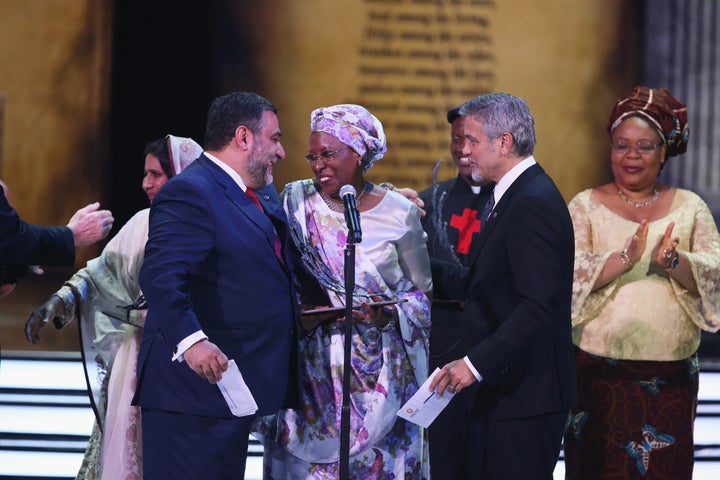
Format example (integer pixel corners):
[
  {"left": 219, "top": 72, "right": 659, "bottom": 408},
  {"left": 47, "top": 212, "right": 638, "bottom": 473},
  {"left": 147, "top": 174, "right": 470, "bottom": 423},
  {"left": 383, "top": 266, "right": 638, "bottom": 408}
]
[{"left": 107, "top": 0, "right": 263, "bottom": 228}]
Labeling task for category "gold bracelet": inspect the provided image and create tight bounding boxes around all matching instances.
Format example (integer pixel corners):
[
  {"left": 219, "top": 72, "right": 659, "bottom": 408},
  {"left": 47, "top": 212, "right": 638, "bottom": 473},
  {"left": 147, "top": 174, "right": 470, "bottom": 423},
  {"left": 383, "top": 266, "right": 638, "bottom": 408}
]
[{"left": 619, "top": 248, "right": 634, "bottom": 268}]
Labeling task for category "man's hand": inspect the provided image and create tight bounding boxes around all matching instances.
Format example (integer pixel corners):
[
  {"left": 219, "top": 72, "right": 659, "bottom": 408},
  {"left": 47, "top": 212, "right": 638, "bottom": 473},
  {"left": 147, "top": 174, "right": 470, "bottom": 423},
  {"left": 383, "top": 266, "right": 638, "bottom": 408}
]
[
  {"left": 25, "top": 294, "right": 66, "bottom": 343},
  {"left": 429, "top": 359, "right": 476, "bottom": 396},
  {"left": 184, "top": 340, "right": 229, "bottom": 384},
  {"left": 67, "top": 202, "right": 114, "bottom": 246},
  {"left": 381, "top": 182, "right": 426, "bottom": 216}
]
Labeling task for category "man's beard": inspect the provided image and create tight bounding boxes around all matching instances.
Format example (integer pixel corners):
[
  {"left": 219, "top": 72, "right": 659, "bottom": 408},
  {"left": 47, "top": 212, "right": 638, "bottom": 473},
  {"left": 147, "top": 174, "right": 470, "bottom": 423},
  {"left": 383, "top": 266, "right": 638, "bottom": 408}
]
[
  {"left": 248, "top": 142, "right": 273, "bottom": 186},
  {"left": 471, "top": 163, "right": 484, "bottom": 183}
]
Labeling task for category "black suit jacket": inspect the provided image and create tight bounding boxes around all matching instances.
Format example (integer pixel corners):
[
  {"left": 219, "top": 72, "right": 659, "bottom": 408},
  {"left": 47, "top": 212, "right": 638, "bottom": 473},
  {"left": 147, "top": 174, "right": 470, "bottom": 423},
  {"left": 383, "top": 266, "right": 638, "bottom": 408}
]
[
  {"left": 0, "top": 184, "right": 74, "bottom": 271},
  {"left": 419, "top": 176, "right": 492, "bottom": 381},
  {"left": 436, "top": 163, "right": 576, "bottom": 421}
]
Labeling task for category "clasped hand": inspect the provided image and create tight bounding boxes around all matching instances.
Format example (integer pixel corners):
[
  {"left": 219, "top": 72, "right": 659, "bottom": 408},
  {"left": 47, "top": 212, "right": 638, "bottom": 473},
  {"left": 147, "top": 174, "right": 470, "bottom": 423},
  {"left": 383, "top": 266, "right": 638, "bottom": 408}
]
[{"left": 623, "top": 220, "right": 680, "bottom": 269}]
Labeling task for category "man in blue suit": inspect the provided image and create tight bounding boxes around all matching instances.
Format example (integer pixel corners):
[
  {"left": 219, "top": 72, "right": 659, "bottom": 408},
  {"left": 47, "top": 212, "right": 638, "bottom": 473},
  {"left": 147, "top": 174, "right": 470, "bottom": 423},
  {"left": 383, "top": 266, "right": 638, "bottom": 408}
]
[
  {"left": 430, "top": 93, "right": 576, "bottom": 479},
  {"left": 136, "top": 92, "right": 298, "bottom": 479}
]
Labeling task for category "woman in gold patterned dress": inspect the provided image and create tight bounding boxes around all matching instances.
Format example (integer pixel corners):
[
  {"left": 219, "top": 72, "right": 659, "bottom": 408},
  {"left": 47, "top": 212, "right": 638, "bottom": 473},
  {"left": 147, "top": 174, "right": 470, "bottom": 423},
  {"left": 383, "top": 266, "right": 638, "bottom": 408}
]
[{"left": 563, "top": 86, "right": 720, "bottom": 479}]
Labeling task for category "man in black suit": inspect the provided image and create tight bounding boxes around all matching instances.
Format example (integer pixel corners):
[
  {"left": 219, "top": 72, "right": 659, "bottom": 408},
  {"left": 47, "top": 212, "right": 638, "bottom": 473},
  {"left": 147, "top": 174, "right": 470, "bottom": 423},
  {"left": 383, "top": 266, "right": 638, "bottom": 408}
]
[
  {"left": 430, "top": 93, "right": 576, "bottom": 479},
  {"left": 418, "top": 107, "right": 494, "bottom": 480},
  {"left": 1, "top": 179, "right": 114, "bottom": 295}
]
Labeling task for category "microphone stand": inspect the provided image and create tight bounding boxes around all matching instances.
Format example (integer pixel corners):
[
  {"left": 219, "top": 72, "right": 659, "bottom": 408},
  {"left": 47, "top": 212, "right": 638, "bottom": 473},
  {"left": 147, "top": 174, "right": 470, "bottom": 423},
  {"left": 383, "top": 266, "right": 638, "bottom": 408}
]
[{"left": 339, "top": 237, "right": 356, "bottom": 480}]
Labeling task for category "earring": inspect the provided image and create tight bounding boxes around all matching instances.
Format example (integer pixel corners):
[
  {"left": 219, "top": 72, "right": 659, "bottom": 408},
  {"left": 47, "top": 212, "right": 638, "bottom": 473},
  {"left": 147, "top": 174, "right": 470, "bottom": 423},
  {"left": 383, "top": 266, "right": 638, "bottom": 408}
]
[{"left": 357, "top": 160, "right": 362, "bottom": 167}]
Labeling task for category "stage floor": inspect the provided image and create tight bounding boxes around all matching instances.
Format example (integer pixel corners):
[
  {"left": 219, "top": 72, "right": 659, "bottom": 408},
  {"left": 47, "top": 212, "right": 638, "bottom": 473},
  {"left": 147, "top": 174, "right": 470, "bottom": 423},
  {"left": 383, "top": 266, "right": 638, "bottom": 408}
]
[{"left": 1, "top": 352, "right": 719, "bottom": 479}]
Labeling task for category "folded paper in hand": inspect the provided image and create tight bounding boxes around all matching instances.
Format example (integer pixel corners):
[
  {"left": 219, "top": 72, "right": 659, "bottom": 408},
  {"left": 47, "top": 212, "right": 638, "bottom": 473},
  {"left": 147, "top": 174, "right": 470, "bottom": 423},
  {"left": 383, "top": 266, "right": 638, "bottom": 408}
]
[
  {"left": 217, "top": 359, "right": 258, "bottom": 417},
  {"left": 396, "top": 367, "right": 454, "bottom": 428}
]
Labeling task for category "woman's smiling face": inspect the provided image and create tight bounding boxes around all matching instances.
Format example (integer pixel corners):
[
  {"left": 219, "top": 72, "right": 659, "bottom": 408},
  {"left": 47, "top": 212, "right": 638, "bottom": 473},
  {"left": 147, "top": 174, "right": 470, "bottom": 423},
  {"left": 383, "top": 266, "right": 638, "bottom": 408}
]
[
  {"left": 307, "top": 132, "right": 361, "bottom": 196},
  {"left": 610, "top": 115, "right": 666, "bottom": 191}
]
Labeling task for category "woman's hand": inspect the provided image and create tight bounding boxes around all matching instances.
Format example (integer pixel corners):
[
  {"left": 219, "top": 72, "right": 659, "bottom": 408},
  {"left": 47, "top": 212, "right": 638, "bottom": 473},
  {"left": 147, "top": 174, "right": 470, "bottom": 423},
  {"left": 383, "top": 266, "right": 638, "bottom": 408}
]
[
  {"left": 624, "top": 219, "right": 649, "bottom": 264},
  {"left": 592, "top": 219, "right": 649, "bottom": 291},
  {"left": 25, "top": 294, "right": 66, "bottom": 344},
  {"left": 648, "top": 221, "right": 698, "bottom": 293},
  {"left": 653, "top": 221, "right": 680, "bottom": 269},
  {"left": 353, "top": 297, "right": 398, "bottom": 327}
]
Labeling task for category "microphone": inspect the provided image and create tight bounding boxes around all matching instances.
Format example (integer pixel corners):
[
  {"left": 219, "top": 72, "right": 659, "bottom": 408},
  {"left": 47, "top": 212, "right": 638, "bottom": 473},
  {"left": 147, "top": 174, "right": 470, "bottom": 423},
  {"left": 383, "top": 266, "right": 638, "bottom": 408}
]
[{"left": 339, "top": 184, "right": 362, "bottom": 244}]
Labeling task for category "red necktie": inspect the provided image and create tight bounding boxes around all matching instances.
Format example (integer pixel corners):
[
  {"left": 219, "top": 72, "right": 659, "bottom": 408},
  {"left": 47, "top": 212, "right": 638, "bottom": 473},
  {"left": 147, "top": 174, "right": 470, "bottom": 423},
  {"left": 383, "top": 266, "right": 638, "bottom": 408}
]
[{"left": 246, "top": 189, "right": 284, "bottom": 264}]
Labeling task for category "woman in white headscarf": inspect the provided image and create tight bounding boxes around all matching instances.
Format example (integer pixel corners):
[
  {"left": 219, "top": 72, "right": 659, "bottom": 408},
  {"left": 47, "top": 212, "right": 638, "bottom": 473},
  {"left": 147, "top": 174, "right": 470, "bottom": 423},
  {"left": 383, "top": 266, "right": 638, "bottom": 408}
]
[
  {"left": 25, "top": 135, "right": 203, "bottom": 480},
  {"left": 256, "top": 105, "right": 432, "bottom": 479}
]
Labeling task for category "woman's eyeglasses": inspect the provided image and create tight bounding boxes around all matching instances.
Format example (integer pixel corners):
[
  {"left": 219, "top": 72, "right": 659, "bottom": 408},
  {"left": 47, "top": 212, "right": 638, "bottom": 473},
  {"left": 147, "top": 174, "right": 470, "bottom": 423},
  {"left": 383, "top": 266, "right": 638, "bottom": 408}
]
[
  {"left": 610, "top": 142, "right": 664, "bottom": 155},
  {"left": 305, "top": 147, "right": 350, "bottom": 163}
]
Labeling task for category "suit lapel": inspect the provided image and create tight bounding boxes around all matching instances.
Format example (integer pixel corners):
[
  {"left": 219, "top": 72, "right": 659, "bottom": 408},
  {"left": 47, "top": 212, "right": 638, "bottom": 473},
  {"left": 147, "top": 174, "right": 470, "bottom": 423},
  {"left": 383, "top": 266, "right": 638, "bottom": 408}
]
[
  {"left": 467, "top": 164, "right": 545, "bottom": 265},
  {"left": 198, "top": 155, "right": 281, "bottom": 246}
]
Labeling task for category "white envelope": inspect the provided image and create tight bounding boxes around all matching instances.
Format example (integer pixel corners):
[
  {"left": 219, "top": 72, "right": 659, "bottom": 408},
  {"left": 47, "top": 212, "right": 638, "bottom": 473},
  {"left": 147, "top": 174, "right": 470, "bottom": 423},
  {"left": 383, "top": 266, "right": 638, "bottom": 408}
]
[
  {"left": 397, "top": 367, "right": 454, "bottom": 428},
  {"left": 217, "top": 359, "right": 258, "bottom": 417}
]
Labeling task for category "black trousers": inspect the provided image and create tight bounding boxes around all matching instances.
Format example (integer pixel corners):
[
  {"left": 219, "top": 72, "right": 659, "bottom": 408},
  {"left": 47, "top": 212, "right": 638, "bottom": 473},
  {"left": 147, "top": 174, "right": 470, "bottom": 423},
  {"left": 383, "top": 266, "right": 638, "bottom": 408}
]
[{"left": 468, "top": 410, "right": 568, "bottom": 480}]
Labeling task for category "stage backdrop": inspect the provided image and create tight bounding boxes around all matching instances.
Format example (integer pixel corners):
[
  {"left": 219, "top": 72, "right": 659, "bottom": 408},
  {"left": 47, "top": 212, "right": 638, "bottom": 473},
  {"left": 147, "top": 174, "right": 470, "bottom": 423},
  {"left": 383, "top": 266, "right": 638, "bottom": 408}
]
[
  {"left": 237, "top": 0, "right": 639, "bottom": 197},
  {"left": 0, "top": 0, "right": 113, "bottom": 266},
  {"left": 0, "top": 0, "right": 639, "bottom": 352}
]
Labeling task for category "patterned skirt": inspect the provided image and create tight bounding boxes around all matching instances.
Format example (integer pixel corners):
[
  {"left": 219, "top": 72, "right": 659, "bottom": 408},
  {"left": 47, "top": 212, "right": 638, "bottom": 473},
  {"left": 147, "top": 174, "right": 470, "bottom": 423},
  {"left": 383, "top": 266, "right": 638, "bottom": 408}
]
[{"left": 563, "top": 348, "right": 699, "bottom": 480}]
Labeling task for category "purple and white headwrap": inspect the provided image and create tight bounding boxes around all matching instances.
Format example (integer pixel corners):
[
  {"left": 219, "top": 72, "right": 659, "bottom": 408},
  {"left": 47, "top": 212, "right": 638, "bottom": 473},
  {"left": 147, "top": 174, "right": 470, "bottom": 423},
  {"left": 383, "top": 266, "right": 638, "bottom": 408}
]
[{"left": 310, "top": 104, "right": 387, "bottom": 171}]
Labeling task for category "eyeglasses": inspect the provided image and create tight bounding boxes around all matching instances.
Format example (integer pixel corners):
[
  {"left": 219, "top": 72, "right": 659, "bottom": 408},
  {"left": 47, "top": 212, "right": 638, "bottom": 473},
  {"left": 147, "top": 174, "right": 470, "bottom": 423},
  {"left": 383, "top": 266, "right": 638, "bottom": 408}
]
[
  {"left": 305, "top": 147, "right": 350, "bottom": 163},
  {"left": 610, "top": 142, "right": 664, "bottom": 155}
]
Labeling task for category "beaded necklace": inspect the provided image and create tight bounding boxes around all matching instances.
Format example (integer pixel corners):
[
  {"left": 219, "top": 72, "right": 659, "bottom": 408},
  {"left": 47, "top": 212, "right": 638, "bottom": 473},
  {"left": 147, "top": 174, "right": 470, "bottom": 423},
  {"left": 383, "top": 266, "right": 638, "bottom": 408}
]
[
  {"left": 320, "top": 183, "right": 371, "bottom": 213},
  {"left": 617, "top": 188, "right": 660, "bottom": 208}
]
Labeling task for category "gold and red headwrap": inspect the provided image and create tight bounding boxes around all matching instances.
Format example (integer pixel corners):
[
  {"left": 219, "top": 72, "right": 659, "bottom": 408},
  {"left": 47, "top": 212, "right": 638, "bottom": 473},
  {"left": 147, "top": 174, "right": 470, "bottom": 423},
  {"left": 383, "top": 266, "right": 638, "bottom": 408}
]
[{"left": 607, "top": 86, "right": 689, "bottom": 157}]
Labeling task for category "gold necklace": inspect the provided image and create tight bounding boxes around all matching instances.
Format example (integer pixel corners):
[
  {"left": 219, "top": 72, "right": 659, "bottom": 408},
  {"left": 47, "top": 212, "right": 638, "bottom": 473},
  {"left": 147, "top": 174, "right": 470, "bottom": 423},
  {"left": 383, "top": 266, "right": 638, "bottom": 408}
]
[
  {"left": 320, "top": 184, "right": 369, "bottom": 213},
  {"left": 617, "top": 188, "right": 660, "bottom": 208}
]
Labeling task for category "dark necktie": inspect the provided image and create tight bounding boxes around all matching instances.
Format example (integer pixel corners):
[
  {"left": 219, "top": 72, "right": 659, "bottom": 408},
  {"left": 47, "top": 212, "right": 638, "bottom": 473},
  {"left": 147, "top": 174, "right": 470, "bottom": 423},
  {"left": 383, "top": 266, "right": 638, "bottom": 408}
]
[
  {"left": 480, "top": 193, "right": 495, "bottom": 221},
  {"left": 246, "top": 189, "right": 284, "bottom": 264}
]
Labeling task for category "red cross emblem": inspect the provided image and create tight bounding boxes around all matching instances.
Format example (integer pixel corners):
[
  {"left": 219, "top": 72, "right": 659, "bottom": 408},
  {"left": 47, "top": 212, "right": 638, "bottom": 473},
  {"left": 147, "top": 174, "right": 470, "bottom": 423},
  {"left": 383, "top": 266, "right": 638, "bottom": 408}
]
[{"left": 449, "top": 208, "right": 481, "bottom": 254}]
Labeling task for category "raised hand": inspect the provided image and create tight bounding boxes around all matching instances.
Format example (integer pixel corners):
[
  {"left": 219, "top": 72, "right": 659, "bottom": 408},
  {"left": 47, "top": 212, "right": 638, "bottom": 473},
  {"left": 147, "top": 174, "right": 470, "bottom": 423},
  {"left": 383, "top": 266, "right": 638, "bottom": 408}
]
[
  {"left": 653, "top": 221, "right": 680, "bottom": 269},
  {"left": 624, "top": 219, "right": 649, "bottom": 264},
  {"left": 66, "top": 202, "right": 114, "bottom": 246}
]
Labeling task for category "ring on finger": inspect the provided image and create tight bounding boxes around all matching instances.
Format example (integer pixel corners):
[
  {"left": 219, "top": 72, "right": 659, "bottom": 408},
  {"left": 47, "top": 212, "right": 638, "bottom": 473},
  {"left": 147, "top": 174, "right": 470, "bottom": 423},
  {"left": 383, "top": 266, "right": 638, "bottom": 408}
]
[{"left": 447, "top": 385, "right": 456, "bottom": 393}]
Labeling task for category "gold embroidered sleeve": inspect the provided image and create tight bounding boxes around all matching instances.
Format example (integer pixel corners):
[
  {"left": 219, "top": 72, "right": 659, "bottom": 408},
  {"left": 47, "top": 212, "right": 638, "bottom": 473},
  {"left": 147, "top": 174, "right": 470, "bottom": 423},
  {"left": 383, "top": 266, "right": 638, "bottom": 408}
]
[
  {"left": 672, "top": 196, "right": 720, "bottom": 332},
  {"left": 569, "top": 193, "right": 617, "bottom": 327}
]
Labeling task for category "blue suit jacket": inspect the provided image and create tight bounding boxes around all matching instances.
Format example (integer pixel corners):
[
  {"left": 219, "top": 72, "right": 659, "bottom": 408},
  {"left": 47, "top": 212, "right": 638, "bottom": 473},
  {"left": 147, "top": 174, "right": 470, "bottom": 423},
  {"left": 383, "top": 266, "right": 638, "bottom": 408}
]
[
  {"left": 135, "top": 155, "right": 298, "bottom": 417},
  {"left": 434, "top": 164, "right": 577, "bottom": 420}
]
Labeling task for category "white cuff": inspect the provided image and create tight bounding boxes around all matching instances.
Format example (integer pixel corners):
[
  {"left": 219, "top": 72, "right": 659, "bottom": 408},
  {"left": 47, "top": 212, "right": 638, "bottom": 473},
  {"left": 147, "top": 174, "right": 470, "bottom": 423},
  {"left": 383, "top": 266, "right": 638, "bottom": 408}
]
[
  {"left": 463, "top": 356, "right": 483, "bottom": 382},
  {"left": 172, "top": 330, "right": 208, "bottom": 363}
]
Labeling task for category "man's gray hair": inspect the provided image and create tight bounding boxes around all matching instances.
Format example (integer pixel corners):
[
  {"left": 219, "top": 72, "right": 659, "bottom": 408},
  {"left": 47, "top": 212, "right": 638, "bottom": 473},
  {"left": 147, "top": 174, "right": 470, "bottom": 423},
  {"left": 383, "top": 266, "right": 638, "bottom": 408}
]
[{"left": 459, "top": 93, "right": 536, "bottom": 157}]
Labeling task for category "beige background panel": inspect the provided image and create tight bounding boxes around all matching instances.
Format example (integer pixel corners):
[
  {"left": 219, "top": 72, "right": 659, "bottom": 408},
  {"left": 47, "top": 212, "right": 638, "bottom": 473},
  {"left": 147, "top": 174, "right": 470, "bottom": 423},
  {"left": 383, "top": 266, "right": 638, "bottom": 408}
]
[
  {"left": 0, "top": 0, "right": 640, "bottom": 353},
  {"left": 244, "top": 0, "right": 365, "bottom": 191},
  {"left": 492, "top": 0, "right": 637, "bottom": 199},
  {"left": 250, "top": 0, "right": 636, "bottom": 199},
  {"left": 0, "top": 0, "right": 112, "bottom": 264}
]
